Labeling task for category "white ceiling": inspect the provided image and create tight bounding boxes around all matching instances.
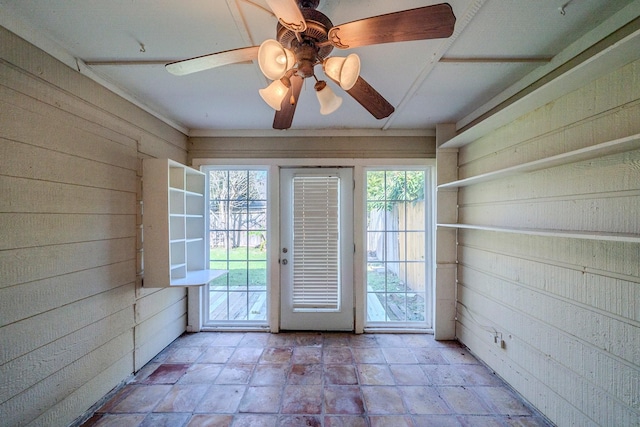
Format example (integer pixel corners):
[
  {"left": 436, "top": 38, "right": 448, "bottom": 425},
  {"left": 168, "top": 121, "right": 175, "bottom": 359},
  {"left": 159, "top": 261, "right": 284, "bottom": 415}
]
[{"left": 0, "top": 0, "right": 636, "bottom": 134}]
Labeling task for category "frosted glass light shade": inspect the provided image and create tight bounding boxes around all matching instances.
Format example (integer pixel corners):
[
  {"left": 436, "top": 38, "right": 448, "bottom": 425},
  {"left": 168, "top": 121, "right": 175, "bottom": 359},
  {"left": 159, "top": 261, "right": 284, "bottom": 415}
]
[
  {"left": 323, "top": 54, "right": 360, "bottom": 90},
  {"left": 315, "top": 83, "right": 343, "bottom": 115},
  {"left": 258, "top": 39, "right": 295, "bottom": 80},
  {"left": 259, "top": 79, "right": 290, "bottom": 111}
]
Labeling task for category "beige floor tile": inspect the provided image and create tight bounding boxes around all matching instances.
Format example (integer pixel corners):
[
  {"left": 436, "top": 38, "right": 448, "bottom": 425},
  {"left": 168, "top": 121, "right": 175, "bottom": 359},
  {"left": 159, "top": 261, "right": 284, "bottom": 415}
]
[
  {"left": 185, "top": 414, "right": 233, "bottom": 427},
  {"left": 361, "top": 386, "right": 405, "bottom": 414},
  {"left": 110, "top": 385, "right": 172, "bottom": 413},
  {"left": 400, "top": 386, "right": 451, "bottom": 415},
  {"left": 154, "top": 384, "right": 210, "bottom": 412},
  {"left": 281, "top": 385, "right": 323, "bottom": 414},
  {"left": 439, "top": 386, "right": 492, "bottom": 415},
  {"left": 389, "top": 364, "right": 430, "bottom": 386},
  {"left": 80, "top": 332, "right": 552, "bottom": 427},
  {"left": 178, "top": 364, "right": 223, "bottom": 384},
  {"left": 357, "top": 364, "right": 395, "bottom": 385},
  {"left": 324, "top": 386, "right": 365, "bottom": 415},
  {"left": 238, "top": 386, "right": 283, "bottom": 413},
  {"left": 214, "top": 364, "right": 254, "bottom": 384},
  {"left": 369, "top": 415, "right": 415, "bottom": 427},
  {"left": 194, "top": 385, "right": 245, "bottom": 413}
]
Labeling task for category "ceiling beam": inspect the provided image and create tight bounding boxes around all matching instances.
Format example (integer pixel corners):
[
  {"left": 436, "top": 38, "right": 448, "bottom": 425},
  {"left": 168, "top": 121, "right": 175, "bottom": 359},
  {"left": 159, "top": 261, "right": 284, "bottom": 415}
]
[
  {"left": 439, "top": 57, "right": 552, "bottom": 64},
  {"left": 381, "top": 0, "right": 488, "bottom": 131},
  {"left": 84, "top": 59, "right": 254, "bottom": 67},
  {"left": 441, "top": 12, "right": 640, "bottom": 148}
]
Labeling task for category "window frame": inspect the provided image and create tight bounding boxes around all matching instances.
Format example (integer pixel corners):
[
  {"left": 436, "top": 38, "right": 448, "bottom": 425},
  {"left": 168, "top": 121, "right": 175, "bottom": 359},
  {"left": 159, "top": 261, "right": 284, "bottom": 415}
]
[
  {"left": 191, "top": 158, "right": 436, "bottom": 333},
  {"left": 363, "top": 166, "right": 436, "bottom": 331},
  {"left": 201, "top": 165, "right": 271, "bottom": 330}
]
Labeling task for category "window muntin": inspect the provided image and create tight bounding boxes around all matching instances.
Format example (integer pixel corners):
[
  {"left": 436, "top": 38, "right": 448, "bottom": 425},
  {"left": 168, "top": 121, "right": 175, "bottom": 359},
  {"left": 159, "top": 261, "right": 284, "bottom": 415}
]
[
  {"left": 366, "top": 168, "right": 432, "bottom": 327},
  {"left": 206, "top": 168, "right": 268, "bottom": 325}
]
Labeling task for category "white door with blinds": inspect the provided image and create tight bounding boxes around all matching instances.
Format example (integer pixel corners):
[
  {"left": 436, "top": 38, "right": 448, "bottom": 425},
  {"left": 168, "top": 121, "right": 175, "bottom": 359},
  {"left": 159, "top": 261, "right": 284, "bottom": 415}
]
[{"left": 280, "top": 168, "right": 354, "bottom": 331}]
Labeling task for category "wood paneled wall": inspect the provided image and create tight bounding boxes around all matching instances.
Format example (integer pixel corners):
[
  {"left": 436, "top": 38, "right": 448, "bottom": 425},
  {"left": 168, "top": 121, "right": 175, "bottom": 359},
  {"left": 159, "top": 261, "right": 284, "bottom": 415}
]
[
  {"left": 0, "top": 27, "right": 189, "bottom": 426},
  {"left": 453, "top": 58, "right": 640, "bottom": 426},
  {"left": 189, "top": 135, "right": 436, "bottom": 160}
]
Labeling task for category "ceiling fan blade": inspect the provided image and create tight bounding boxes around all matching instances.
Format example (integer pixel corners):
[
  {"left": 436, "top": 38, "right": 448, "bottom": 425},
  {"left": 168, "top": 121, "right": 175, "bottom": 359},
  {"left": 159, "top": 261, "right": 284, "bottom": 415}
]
[
  {"left": 273, "top": 74, "right": 304, "bottom": 129},
  {"left": 328, "top": 3, "right": 455, "bottom": 49},
  {"left": 346, "top": 77, "right": 395, "bottom": 120},
  {"left": 265, "top": 0, "right": 307, "bottom": 32},
  {"left": 165, "top": 46, "right": 259, "bottom": 76}
]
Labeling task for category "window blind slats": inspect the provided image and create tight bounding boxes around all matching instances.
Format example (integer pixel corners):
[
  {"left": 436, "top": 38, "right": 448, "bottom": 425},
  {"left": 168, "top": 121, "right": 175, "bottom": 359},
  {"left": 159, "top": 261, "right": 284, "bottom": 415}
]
[{"left": 292, "top": 176, "right": 340, "bottom": 310}]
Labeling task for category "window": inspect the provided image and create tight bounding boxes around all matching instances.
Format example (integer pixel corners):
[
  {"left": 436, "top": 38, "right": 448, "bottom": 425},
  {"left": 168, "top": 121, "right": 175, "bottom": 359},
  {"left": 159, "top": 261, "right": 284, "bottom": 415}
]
[
  {"left": 204, "top": 168, "right": 268, "bottom": 326},
  {"left": 365, "top": 168, "right": 433, "bottom": 328},
  {"left": 291, "top": 175, "right": 340, "bottom": 311}
]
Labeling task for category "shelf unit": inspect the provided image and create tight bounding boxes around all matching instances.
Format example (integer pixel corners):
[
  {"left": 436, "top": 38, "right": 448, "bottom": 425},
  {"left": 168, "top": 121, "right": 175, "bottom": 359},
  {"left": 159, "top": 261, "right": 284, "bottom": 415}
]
[
  {"left": 436, "top": 223, "right": 640, "bottom": 243},
  {"left": 143, "top": 158, "right": 226, "bottom": 287},
  {"left": 437, "top": 134, "right": 640, "bottom": 243}
]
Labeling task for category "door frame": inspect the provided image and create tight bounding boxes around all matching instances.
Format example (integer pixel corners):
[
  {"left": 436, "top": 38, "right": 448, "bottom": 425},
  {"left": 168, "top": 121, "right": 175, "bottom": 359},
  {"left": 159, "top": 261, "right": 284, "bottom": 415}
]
[
  {"left": 192, "top": 158, "right": 436, "bottom": 334},
  {"left": 279, "top": 167, "right": 354, "bottom": 331}
]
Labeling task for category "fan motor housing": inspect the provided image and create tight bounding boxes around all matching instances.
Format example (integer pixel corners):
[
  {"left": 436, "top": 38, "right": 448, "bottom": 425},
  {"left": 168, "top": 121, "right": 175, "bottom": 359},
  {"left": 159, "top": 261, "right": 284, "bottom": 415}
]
[{"left": 276, "top": 7, "right": 334, "bottom": 70}]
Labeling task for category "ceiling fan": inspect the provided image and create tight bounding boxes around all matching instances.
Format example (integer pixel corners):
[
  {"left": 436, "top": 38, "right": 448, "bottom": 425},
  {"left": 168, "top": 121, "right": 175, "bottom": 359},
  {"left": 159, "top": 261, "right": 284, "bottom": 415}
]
[{"left": 166, "top": 0, "right": 456, "bottom": 129}]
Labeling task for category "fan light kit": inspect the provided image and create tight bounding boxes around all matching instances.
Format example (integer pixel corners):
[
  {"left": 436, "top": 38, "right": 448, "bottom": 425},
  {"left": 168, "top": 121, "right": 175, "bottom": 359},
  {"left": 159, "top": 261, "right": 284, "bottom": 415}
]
[{"left": 166, "top": 0, "right": 456, "bottom": 129}]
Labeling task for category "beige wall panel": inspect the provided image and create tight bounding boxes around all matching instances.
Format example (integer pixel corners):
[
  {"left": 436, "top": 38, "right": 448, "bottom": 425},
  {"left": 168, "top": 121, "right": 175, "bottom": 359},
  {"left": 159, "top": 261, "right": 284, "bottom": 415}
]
[
  {"left": 138, "top": 132, "right": 187, "bottom": 162},
  {"left": 134, "top": 296, "right": 187, "bottom": 347},
  {"left": 435, "top": 228, "right": 457, "bottom": 264},
  {"left": 135, "top": 283, "right": 167, "bottom": 300},
  {"left": 456, "top": 281, "right": 638, "bottom": 426},
  {"left": 459, "top": 58, "right": 640, "bottom": 169},
  {"left": 135, "top": 287, "right": 188, "bottom": 323},
  {"left": 436, "top": 149, "right": 458, "bottom": 184},
  {"left": 0, "top": 139, "right": 136, "bottom": 193},
  {"left": 458, "top": 194, "right": 639, "bottom": 233},
  {"left": 0, "top": 283, "right": 134, "bottom": 365},
  {"left": 1, "top": 25, "right": 188, "bottom": 426},
  {"left": 455, "top": 52, "right": 640, "bottom": 426},
  {"left": 436, "top": 189, "right": 458, "bottom": 223},
  {"left": 458, "top": 257, "right": 638, "bottom": 366},
  {"left": 0, "top": 90, "right": 137, "bottom": 164},
  {"left": 134, "top": 300, "right": 187, "bottom": 371},
  {"left": 455, "top": 321, "right": 588, "bottom": 426},
  {"left": 0, "top": 260, "right": 134, "bottom": 326},
  {"left": 0, "top": 64, "right": 138, "bottom": 150},
  {"left": 189, "top": 136, "right": 436, "bottom": 160},
  {"left": 0, "top": 27, "right": 186, "bottom": 150},
  {"left": 0, "top": 332, "right": 133, "bottom": 427},
  {"left": 0, "top": 308, "right": 132, "bottom": 403},
  {"left": 0, "top": 176, "right": 135, "bottom": 215},
  {"left": 135, "top": 314, "right": 187, "bottom": 372},
  {"left": 458, "top": 228, "right": 640, "bottom": 279},
  {"left": 0, "top": 213, "right": 136, "bottom": 250},
  {"left": 459, "top": 242, "right": 640, "bottom": 322},
  {"left": 434, "top": 264, "right": 457, "bottom": 340},
  {"left": 29, "top": 352, "right": 133, "bottom": 427},
  {"left": 459, "top": 149, "right": 640, "bottom": 205},
  {"left": 460, "top": 98, "right": 640, "bottom": 176},
  {"left": 0, "top": 238, "right": 134, "bottom": 289}
]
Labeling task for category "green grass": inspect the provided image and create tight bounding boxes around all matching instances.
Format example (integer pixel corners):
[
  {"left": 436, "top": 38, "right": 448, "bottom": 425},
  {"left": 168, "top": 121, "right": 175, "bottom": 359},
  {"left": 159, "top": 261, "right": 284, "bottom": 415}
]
[
  {"left": 209, "top": 246, "right": 266, "bottom": 288},
  {"left": 366, "top": 267, "right": 404, "bottom": 292}
]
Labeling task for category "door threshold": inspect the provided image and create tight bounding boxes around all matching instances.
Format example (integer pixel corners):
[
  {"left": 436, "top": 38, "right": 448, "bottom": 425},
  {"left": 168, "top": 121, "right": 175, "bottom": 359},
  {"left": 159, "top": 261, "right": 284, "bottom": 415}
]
[{"left": 364, "top": 327, "right": 434, "bottom": 334}]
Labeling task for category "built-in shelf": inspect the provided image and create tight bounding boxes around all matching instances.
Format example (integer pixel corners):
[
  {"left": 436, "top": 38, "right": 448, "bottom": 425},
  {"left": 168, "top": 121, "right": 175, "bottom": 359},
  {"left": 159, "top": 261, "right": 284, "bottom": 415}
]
[
  {"left": 437, "top": 223, "right": 640, "bottom": 243},
  {"left": 439, "top": 133, "right": 640, "bottom": 189},
  {"left": 169, "top": 269, "right": 227, "bottom": 287},
  {"left": 143, "top": 158, "right": 226, "bottom": 287}
]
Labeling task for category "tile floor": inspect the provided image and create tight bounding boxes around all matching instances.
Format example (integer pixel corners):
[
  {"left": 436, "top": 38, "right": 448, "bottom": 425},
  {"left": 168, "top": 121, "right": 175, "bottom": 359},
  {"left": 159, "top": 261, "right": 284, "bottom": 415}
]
[{"left": 80, "top": 332, "right": 553, "bottom": 427}]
